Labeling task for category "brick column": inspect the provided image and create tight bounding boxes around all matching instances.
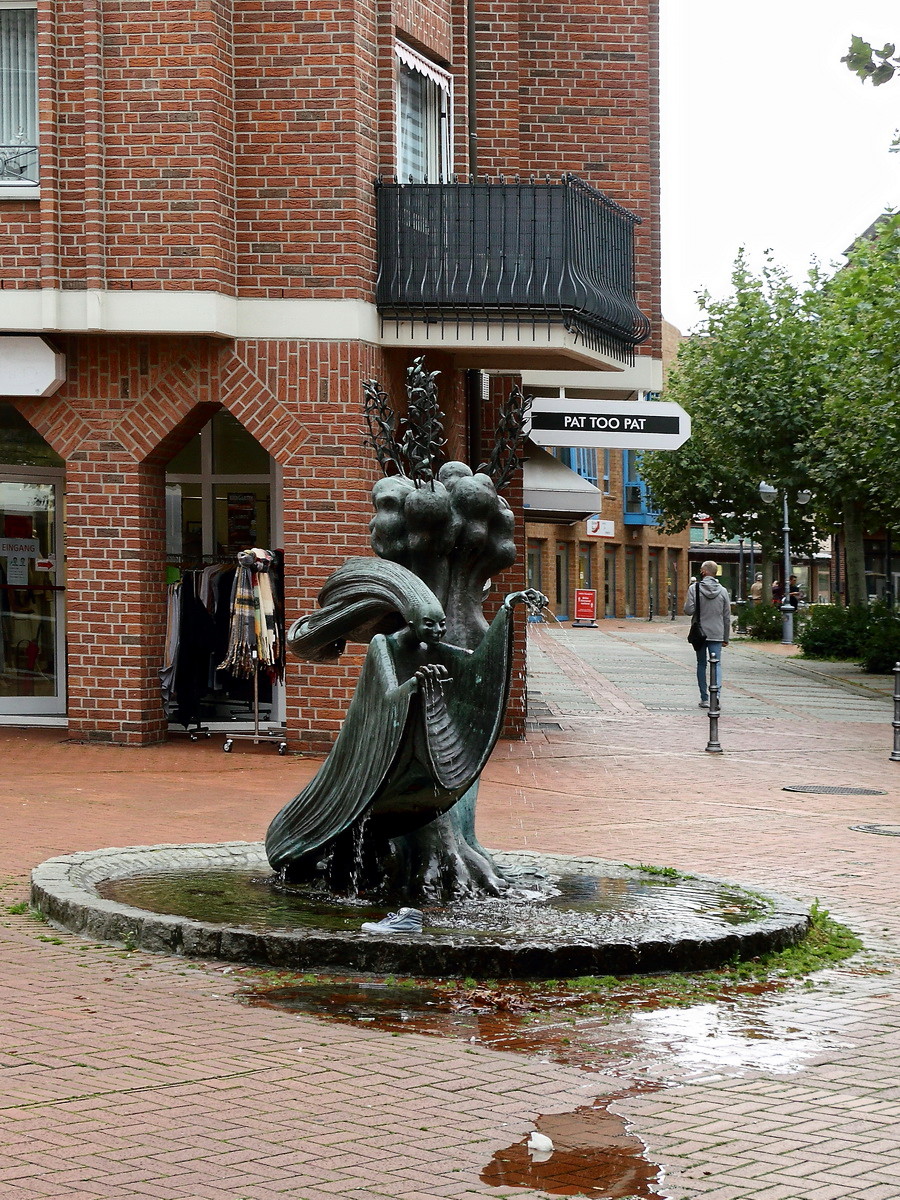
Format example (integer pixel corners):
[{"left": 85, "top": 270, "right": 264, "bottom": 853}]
[{"left": 64, "top": 453, "right": 168, "bottom": 744}]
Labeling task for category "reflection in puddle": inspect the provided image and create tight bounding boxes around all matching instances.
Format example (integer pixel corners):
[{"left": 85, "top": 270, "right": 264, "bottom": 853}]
[
  {"left": 482, "top": 1097, "right": 665, "bottom": 1198},
  {"left": 244, "top": 979, "right": 833, "bottom": 1078},
  {"left": 630, "top": 1003, "right": 833, "bottom": 1075}
]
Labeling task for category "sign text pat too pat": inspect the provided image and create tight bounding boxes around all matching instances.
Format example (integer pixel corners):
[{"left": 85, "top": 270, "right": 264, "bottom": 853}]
[{"left": 527, "top": 399, "right": 690, "bottom": 450}]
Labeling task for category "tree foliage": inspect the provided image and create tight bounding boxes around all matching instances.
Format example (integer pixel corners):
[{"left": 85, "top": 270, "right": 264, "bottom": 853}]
[
  {"left": 843, "top": 34, "right": 900, "bottom": 87},
  {"left": 644, "top": 226, "right": 900, "bottom": 605},
  {"left": 842, "top": 34, "right": 900, "bottom": 151},
  {"left": 641, "top": 255, "right": 823, "bottom": 558},
  {"left": 808, "top": 213, "right": 900, "bottom": 530}
]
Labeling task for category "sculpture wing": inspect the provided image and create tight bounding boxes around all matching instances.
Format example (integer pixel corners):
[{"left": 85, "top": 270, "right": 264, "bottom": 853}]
[
  {"left": 265, "top": 636, "right": 410, "bottom": 869},
  {"left": 421, "top": 604, "right": 514, "bottom": 791}
]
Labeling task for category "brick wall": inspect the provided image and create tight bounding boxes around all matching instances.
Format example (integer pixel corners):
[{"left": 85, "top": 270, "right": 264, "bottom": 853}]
[
  {"left": 4, "top": 0, "right": 660, "bottom": 338},
  {"left": 477, "top": 0, "right": 661, "bottom": 353},
  {"left": 1, "top": 0, "right": 661, "bottom": 744}
]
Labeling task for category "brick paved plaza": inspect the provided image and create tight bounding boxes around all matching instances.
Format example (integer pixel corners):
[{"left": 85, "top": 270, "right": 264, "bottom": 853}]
[{"left": 1, "top": 620, "right": 898, "bottom": 1200}]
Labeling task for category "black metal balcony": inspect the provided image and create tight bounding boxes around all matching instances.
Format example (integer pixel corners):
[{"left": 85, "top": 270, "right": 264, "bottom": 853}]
[{"left": 375, "top": 174, "right": 651, "bottom": 364}]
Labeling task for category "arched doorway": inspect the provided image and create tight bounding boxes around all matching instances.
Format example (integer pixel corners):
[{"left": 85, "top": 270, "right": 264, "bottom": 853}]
[{"left": 164, "top": 410, "right": 283, "bottom": 731}]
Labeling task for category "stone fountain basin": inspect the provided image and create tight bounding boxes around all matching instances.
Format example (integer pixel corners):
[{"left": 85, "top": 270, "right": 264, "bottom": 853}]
[{"left": 31, "top": 842, "right": 810, "bottom": 980}]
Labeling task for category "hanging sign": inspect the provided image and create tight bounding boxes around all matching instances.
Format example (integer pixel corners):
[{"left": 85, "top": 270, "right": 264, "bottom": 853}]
[
  {"left": 0, "top": 538, "right": 38, "bottom": 586},
  {"left": 0, "top": 337, "right": 66, "bottom": 397},
  {"left": 526, "top": 399, "right": 691, "bottom": 450},
  {"left": 585, "top": 516, "right": 615, "bottom": 539}
]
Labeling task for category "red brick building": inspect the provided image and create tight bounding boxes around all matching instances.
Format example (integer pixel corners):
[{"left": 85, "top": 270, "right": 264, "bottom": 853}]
[{"left": 0, "top": 0, "right": 661, "bottom": 748}]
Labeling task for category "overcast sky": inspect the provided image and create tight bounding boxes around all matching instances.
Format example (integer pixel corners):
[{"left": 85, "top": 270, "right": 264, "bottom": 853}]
[{"left": 660, "top": 1, "right": 900, "bottom": 333}]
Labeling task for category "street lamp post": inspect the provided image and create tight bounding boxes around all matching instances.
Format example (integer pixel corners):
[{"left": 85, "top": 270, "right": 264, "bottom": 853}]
[{"left": 759, "top": 481, "right": 812, "bottom": 646}]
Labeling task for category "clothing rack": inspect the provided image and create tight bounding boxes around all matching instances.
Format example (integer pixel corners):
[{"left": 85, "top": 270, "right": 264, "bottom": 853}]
[
  {"left": 223, "top": 649, "right": 288, "bottom": 755},
  {"left": 219, "top": 548, "right": 288, "bottom": 755},
  {"left": 160, "top": 551, "right": 286, "bottom": 749}
]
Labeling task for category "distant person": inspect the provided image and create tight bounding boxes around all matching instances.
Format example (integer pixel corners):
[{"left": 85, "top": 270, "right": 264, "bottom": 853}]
[
  {"left": 749, "top": 573, "right": 763, "bottom": 603},
  {"left": 788, "top": 574, "right": 801, "bottom": 609},
  {"left": 684, "top": 560, "right": 731, "bottom": 708},
  {"left": 771, "top": 579, "right": 785, "bottom": 606}
]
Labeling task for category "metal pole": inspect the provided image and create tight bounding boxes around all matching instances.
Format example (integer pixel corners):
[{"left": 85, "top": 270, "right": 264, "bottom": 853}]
[
  {"left": 705, "top": 651, "right": 722, "bottom": 754},
  {"left": 749, "top": 540, "right": 755, "bottom": 591},
  {"left": 737, "top": 537, "right": 745, "bottom": 602},
  {"left": 886, "top": 530, "right": 894, "bottom": 609},
  {"left": 891, "top": 662, "right": 900, "bottom": 762},
  {"left": 781, "top": 491, "right": 794, "bottom": 645}
]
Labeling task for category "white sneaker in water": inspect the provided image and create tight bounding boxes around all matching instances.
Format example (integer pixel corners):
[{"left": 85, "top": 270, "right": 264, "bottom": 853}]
[{"left": 360, "top": 907, "right": 424, "bottom": 934}]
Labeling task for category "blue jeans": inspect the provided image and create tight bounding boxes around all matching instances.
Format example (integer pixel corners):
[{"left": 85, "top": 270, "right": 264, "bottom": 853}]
[{"left": 695, "top": 641, "right": 722, "bottom": 702}]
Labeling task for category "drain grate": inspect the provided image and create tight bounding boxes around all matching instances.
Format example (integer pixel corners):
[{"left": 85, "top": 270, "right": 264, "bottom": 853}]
[{"left": 783, "top": 785, "right": 887, "bottom": 796}]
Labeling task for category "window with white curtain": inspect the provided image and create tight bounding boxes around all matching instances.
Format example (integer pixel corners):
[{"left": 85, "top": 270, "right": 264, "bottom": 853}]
[
  {"left": 0, "top": 1, "right": 38, "bottom": 188},
  {"left": 395, "top": 42, "right": 451, "bottom": 182}
]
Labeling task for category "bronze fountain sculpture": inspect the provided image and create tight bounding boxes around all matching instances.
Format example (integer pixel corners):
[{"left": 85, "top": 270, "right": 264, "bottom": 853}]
[{"left": 265, "top": 358, "right": 546, "bottom": 904}]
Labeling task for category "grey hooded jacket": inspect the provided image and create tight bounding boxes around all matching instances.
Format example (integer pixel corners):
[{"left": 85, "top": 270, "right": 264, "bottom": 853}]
[{"left": 684, "top": 575, "right": 731, "bottom": 642}]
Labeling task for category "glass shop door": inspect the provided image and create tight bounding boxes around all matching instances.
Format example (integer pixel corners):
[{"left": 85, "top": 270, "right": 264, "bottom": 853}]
[{"left": 0, "top": 472, "right": 66, "bottom": 716}]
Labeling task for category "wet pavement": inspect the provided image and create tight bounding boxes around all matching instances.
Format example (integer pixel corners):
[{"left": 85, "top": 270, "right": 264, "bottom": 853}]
[{"left": 0, "top": 619, "right": 899, "bottom": 1198}]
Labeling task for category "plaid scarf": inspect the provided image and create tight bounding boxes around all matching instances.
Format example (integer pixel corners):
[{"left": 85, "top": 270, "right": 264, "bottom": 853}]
[
  {"left": 220, "top": 548, "right": 282, "bottom": 678},
  {"left": 220, "top": 564, "right": 257, "bottom": 678}
]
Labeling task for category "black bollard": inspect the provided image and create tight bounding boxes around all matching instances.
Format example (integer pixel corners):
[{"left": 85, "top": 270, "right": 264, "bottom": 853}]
[
  {"left": 705, "top": 651, "right": 722, "bottom": 754},
  {"left": 891, "top": 662, "right": 900, "bottom": 763}
]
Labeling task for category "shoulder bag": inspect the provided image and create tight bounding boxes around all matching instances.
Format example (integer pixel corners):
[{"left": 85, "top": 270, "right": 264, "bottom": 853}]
[{"left": 687, "top": 581, "right": 707, "bottom": 649}]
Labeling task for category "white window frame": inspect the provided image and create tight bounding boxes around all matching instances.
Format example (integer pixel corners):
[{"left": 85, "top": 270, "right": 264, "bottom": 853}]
[
  {"left": 395, "top": 41, "right": 453, "bottom": 182},
  {"left": 0, "top": 0, "right": 39, "bottom": 200}
]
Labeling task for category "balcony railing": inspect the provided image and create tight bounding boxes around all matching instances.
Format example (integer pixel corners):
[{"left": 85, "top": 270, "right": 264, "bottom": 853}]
[{"left": 375, "top": 174, "right": 651, "bottom": 363}]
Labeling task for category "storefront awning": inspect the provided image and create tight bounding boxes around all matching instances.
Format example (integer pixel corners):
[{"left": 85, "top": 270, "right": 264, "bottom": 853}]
[{"left": 522, "top": 442, "right": 604, "bottom": 524}]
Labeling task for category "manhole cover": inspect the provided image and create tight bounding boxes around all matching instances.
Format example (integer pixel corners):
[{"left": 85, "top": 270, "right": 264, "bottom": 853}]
[
  {"left": 850, "top": 824, "right": 900, "bottom": 836},
  {"left": 783, "top": 785, "right": 887, "bottom": 796}
]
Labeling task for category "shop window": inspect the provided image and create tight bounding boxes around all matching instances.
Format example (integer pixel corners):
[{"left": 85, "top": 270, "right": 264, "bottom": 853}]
[
  {"left": 165, "top": 410, "right": 277, "bottom": 567},
  {"left": 527, "top": 539, "right": 543, "bottom": 594},
  {"left": 604, "top": 549, "right": 616, "bottom": 617},
  {"left": 578, "top": 544, "right": 592, "bottom": 589},
  {"left": 0, "top": 2, "right": 38, "bottom": 190},
  {"left": 648, "top": 550, "right": 660, "bottom": 616},
  {"left": 624, "top": 548, "right": 637, "bottom": 617},
  {"left": 555, "top": 542, "right": 570, "bottom": 619},
  {"left": 396, "top": 42, "right": 452, "bottom": 181},
  {"left": 0, "top": 404, "right": 61, "bottom": 467}
]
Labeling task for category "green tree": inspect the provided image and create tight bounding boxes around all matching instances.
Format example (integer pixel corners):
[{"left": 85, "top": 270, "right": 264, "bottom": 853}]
[
  {"left": 808, "top": 212, "right": 900, "bottom": 603},
  {"left": 843, "top": 35, "right": 900, "bottom": 87},
  {"left": 842, "top": 35, "right": 900, "bottom": 151},
  {"left": 641, "top": 255, "right": 823, "bottom": 564}
]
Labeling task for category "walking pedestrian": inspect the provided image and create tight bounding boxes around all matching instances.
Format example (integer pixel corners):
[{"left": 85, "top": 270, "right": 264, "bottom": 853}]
[{"left": 684, "top": 560, "right": 731, "bottom": 708}]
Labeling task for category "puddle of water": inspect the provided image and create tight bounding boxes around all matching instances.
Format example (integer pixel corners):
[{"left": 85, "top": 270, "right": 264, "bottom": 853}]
[
  {"left": 240, "top": 973, "right": 842, "bottom": 1196},
  {"left": 242, "top": 975, "right": 827, "bottom": 1078},
  {"left": 482, "top": 1096, "right": 666, "bottom": 1198}
]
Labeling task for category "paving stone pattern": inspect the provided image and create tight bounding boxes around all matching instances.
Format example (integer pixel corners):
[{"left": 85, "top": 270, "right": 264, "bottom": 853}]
[{"left": 0, "top": 621, "right": 898, "bottom": 1198}]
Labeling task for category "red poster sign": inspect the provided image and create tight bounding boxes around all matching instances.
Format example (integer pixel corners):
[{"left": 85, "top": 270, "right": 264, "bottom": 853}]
[{"left": 574, "top": 589, "right": 597, "bottom": 621}]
